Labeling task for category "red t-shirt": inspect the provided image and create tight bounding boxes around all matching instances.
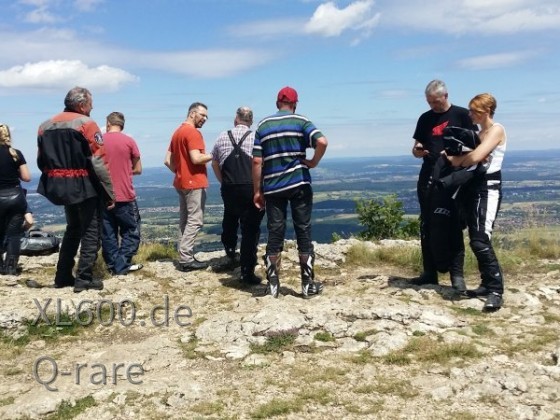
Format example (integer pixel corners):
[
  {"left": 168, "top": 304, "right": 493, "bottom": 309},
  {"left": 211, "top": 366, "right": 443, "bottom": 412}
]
[
  {"left": 103, "top": 131, "right": 140, "bottom": 202},
  {"left": 169, "top": 123, "right": 208, "bottom": 190}
]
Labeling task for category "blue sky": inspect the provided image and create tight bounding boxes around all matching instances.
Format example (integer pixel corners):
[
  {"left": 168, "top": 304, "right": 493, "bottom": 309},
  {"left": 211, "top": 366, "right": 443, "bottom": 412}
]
[{"left": 0, "top": 0, "right": 559, "bottom": 169}]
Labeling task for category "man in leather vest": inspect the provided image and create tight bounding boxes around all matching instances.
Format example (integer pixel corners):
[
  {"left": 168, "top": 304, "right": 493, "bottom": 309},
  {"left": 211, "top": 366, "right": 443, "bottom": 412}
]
[{"left": 37, "top": 86, "right": 115, "bottom": 292}]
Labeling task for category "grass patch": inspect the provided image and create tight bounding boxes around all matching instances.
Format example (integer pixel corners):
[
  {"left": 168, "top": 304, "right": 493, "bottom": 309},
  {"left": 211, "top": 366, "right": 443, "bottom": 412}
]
[
  {"left": 136, "top": 242, "right": 178, "bottom": 262},
  {"left": 345, "top": 225, "right": 560, "bottom": 276},
  {"left": 471, "top": 324, "right": 496, "bottom": 336},
  {"left": 251, "top": 330, "right": 298, "bottom": 354},
  {"left": 382, "top": 336, "right": 481, "bottom": 365},
  {"left": 46, "top": 396, "right": 96, "bottom": 420},
  {"left": 543, "top": 312, "right": 560, "bottom": 323},
  {"left": 353, "top": 329, "right": 378, "bottom": 342},
  {"left": 368, "top": 377, "right": 419, "bottom": 398},
  {"left": 500, "top": 327, "right": 558, "bottom": 356},
  {"left": 450, "top": 307, "right": 485, "bottom": 317},
  {"left": 0, "top": 397, "right": 15, "bottom": 407},
  {"left": 344, "top": 399, "right": 384, "bottom": 415},
  {"left": 179, "top": 336, "right": 201, "bottom": 359},
  {"left": 349, "top": 349, "right": 376, "bottom": 364},
  {"left": 345, "top": 243, "right": 422, "bottom": 271},
  {"left": 190, "top": 401, "right": 224, "bottom": 416},
  {"left": 250, "top": 387, "right": 332, "bottom": 419},
  {"left": 251, "top": 397, "right": 301, "bottom": 419},
  {"left": 314, "top": 331, "right": 335, "bottom": 342}
]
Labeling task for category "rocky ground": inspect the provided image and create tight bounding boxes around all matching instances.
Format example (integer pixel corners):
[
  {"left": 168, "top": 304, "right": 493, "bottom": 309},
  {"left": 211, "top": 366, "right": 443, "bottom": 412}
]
[{"left": 0, "top": 238, "right": 559, "bottom": 420}]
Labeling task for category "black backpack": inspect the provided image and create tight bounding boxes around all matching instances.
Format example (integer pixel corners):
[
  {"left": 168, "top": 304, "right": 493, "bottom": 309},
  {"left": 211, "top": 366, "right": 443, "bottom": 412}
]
[{"left": 20, "top": 229, "right": 60, "bottom": 256}]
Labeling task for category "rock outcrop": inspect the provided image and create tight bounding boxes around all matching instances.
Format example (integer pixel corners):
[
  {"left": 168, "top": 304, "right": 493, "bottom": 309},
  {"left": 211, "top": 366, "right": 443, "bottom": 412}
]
[{"left": 0, "top": 239, "right": 559, "bottom": 419}]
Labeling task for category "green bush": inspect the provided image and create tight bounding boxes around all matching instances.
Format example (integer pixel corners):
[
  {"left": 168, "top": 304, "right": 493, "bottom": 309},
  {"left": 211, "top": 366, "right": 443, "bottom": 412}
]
[{"left": 355, "top": 195, "right": 419, "bottom": 240}]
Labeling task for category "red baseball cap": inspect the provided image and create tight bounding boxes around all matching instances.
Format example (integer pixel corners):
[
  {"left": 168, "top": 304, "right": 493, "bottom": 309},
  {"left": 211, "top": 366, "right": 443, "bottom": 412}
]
[{"left": 277, "top": 86, "right": 298, "bottom": 103}]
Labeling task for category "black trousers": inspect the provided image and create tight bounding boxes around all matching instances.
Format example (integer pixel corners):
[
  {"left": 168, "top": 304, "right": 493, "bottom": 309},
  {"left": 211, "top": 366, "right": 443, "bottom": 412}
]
[
  {"left": 465, "top": 178, "right": 504, "bottom": 294},
  {"left": 221, "top": 184, "right": 264, "bottom": 270},
  {"left": 265, "top": 184, "right": 313, "bottom": 256},
  {"left": 56, "top": 196, "right": 102, "bottom": 285},
  {"left": 0, "top": 187, "right": 26, "bottom": 260},
  {"left": 417, "top": 173, "right": 464, "bottom": 277}
]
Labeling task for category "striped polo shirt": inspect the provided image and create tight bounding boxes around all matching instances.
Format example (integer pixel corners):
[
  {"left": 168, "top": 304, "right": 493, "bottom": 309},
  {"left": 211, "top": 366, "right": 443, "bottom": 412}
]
[{"left": 253, "top": 110, "right": 323, "bottom": 195}]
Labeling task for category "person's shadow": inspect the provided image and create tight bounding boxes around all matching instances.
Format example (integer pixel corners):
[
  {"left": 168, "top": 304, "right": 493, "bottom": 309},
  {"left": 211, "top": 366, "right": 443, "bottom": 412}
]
[{"left": 384, "top": 274, "right": 467, "bottom": 302}]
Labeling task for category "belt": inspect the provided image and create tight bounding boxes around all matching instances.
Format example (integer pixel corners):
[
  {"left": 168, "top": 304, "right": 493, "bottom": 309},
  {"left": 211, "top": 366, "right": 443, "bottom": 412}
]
[{"left": 46, "top": 169, "right": 88, "bottom": 178}]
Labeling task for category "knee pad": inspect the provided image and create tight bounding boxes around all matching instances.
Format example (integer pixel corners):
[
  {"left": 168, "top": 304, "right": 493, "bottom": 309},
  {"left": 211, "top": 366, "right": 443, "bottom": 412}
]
[{"left": 470, "top": 239, "right": 490, "bottom": 255}]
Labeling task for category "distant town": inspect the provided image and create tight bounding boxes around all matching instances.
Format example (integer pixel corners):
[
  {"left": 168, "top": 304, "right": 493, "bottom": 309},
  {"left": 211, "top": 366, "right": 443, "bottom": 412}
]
[{"left": 25, "top": 150, "right": 560, "bottom": 250}]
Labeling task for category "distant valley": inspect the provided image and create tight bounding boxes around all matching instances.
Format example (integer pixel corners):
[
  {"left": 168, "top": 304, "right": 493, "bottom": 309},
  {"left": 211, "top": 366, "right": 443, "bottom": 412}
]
[{"left": 25, "top": 150, "right": 560, "bottom": 251}]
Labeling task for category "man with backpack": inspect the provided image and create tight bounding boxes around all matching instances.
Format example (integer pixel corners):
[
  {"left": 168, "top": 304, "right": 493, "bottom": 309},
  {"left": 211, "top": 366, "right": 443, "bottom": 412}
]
[{"left": 211, "top": 106, "right": 264, "bottom": 285}]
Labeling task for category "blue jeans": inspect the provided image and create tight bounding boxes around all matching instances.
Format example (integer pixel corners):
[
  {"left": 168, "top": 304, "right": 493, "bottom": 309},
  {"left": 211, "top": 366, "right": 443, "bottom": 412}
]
[
  {"left": 265, "top": 184, "right": 314, "bottom": 255},
  {"left": 101, "top": 200, "right": 141, "bottom": 274}
]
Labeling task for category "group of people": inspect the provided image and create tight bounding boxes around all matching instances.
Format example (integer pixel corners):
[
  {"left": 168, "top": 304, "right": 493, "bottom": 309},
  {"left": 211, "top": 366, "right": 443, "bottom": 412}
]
[
  {"left": 0, "top": 87, "right": 143, "bottom": 292},
  {"left": 1, "top": 81, "right": 506, "bottom": 309},
  {"left": 412, "top": 79, "right": 507, "bottom": 311},
  {"left": 164, "top": 86, "right": 328, "bottom": 299}
]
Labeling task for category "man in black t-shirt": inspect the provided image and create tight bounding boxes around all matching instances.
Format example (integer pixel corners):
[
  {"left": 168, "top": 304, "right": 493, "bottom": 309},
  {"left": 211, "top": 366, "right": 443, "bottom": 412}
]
[{"left": 411, "top": 80, "right": 476, "bottom": 290}]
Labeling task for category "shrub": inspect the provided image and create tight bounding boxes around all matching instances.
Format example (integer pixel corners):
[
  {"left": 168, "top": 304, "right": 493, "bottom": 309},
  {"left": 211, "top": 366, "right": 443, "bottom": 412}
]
[{"left": 355, "top": 195, "right": 419, "bottom": 240}]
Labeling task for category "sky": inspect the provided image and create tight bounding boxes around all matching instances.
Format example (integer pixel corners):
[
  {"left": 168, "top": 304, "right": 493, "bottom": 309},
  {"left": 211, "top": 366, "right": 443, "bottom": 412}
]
[{"left": 0, "top": 0, "right": 559, "bottom": 169}]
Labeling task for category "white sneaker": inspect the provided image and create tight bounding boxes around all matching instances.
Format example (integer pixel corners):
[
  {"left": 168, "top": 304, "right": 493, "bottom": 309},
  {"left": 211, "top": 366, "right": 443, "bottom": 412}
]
[{"left": 128, "top": 263, "right": 144, "bottom": 272}]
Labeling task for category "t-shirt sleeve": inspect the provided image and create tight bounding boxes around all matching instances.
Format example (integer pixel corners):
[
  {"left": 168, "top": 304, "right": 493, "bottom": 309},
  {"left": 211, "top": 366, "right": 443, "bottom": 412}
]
[
  {"left": 252, "top": 133, "right": 262, "bottom": 158},
  {"left": 187, "top": 130, "right": 205, "bottom": 151},
  {"left": 130, "top": 139, "right": 140, "bottom": 159},
  {"left": 303, "top": 120, "right": 323, "bottom": 148},
  {"left": 16, "top": 149, "right": 27, "bottom": 165}
]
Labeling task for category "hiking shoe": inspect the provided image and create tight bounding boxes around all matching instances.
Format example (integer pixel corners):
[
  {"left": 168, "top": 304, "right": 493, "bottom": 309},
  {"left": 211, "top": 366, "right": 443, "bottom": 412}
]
[
  {"left": 178, "top": 260, "right": 207, "bottom": 272},
  {"left": 241, "top": 273, "right": 262, "bottom": 285},
  {"left": 302, "top": 281, "right": 324, "bottom": 299},
  {"left": 410, "top": 272, "right": 438, "bottom": 286},
  {"left": 128, "top": 263, "right": 144, "bottom": 272},
  {"left": 73, "top": 279, "right": 104, "bottom": 293},
  {"left": 225, "top": 248, "right": 239, "bottom": 260},
  {"left": 451, "top": 276, "right": 467, "bottom": 293},
  {"left": 466, "top": 286, "right": 490, "bottom": 298},
  {"left": 483, "top": 292, "right": 503, "bottom": 311},
  {"left": 266, "top": 280, "right": 280, "bottom": 298},
  {"left": 54, "top": 277, "right": 75, "bottom": 289}
]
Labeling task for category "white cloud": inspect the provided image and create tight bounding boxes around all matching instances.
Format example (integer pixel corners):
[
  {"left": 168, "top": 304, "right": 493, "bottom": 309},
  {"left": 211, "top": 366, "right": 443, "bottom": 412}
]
[
  {"left": 304, "top": 0, "right": 380, "bottom": 38},
  {"left": 23, "top": 5, "right": 60, "bottom": 24},
  {"left": 73, "top": 0, "right": 104, "bottom": 12},
  {"left": 0, "top": 60, "right": 139, "bottom": 91},
  {"left": 136, "top": 50, "right": 277, "bottom": 79},
  {"left": 0, "top": 28, "right": 276, "bottom": 87},
  {"left": 228, "top": 18, "right": 306, "bottom": 38},
  {"left": 455, "top": 51, "right": 533, "bottom": 70},
  {"left": 381, "top": 0, "right": 560, "bottom": 35}
]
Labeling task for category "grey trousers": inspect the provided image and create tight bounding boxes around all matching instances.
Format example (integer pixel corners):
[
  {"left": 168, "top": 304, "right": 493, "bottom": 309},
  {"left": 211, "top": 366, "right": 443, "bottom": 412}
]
[{"left": 176, "top": 188, "right": 206, "bottom": 264}]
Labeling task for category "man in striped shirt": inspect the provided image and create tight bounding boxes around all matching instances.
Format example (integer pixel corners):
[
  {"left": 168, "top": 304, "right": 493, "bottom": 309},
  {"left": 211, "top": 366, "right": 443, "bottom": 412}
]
[{"left": 252, "top": 86, "right": 328, "bottom": 299}]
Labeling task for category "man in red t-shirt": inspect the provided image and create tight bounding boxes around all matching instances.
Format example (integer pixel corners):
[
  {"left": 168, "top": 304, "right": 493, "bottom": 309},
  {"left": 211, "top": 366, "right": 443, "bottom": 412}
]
[
  {"left": 164, "top": 102, "right": 212, "bottom": 271},
  {"left": 101, "top": 112, "right": 143, "bottom": 275}
]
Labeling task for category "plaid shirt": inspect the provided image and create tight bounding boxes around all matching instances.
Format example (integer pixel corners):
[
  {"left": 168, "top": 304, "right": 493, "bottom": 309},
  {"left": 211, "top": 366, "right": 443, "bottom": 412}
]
[{"left": 211, "top": 124, "right": 255, "bottom": 168}]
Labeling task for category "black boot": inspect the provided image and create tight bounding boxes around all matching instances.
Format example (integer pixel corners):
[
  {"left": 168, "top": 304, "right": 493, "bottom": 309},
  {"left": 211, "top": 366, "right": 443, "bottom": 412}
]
[
  {"left": 0, "top": 254, "right": 5, "bottom": 275},
  {"left": 240, "top": 266, "right": 262, "bottom": 285},
  {"left": 410, "top": 271, "right": 438, "bottom": 285},
  {"left": 450, "top": 275, "right": 467, "bottom": 293},
  {"left": 299, "top": 253, "right": 323, "bottom": 299},
  {"left": 264, "top": 254, "right": 280, "bottom": 298},
  {"left": 4, "top": 255, "right": 19, "bottom": 276}
]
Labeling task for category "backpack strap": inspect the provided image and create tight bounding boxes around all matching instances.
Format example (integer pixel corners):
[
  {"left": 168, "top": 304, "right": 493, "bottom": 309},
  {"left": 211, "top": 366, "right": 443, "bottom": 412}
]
[{"left": 227, "top": 130, "right": 252, "bottom": 152}]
